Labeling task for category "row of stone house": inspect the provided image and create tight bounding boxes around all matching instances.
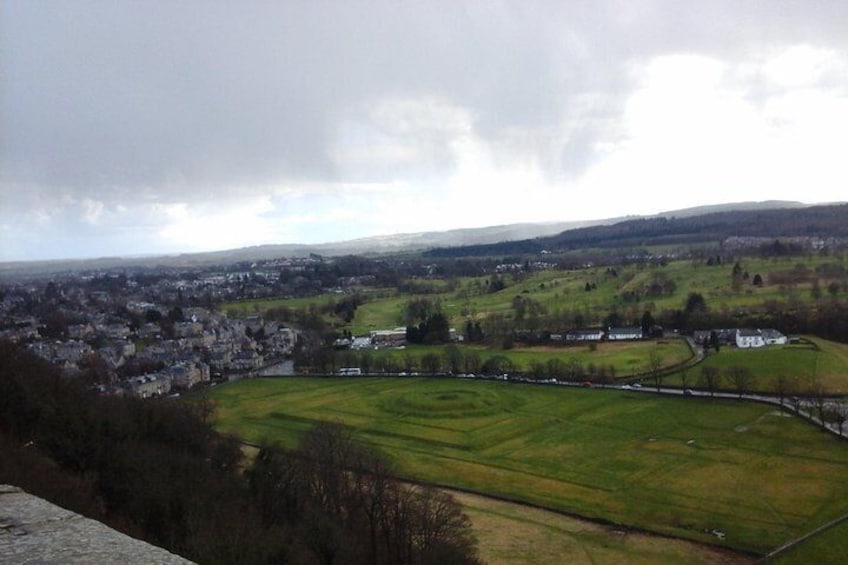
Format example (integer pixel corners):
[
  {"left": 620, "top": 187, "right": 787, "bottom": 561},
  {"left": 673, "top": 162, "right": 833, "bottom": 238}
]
[
  {"left": 120, "top": 362, "right": 209, "bottom": 398},
  {"left": 20, "top": 311, "right": 298, "bottom": 396},
  {"left": 335, "top": 327, "right": 469, "bottom": 351},
  {"left": 558, "top": 327, "right": 645, "bottom": 342},
  {"left": 693, "top": 328, "right": 788, "bottom": 349}
]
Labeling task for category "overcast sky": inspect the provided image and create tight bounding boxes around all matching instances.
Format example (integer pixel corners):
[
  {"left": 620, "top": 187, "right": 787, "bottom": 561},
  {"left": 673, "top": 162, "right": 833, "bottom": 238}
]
[{"left": 2, "top": 1, "right": 847, "bottom": 261}]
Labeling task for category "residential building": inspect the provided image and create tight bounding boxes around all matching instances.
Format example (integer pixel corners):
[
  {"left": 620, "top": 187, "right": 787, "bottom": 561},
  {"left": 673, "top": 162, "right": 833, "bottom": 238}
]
[{"left": 607, "top": 327, "right": 643, "bottom": 341}]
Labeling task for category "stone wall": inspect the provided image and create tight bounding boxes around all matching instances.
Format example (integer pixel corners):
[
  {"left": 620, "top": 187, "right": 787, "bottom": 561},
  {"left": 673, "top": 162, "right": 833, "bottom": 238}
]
[{"left": 0, "top": 485, "right": 193, "bottom": 564}]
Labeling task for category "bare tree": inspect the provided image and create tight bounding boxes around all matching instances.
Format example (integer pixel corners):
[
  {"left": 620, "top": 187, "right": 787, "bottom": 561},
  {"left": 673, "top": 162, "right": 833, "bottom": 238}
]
[
  {"left": 832, "top": 401, "right": 848, "bottom": 436},
  {"left": 402, "top": 354, "right": 417, "bottom": 374},
  {"left": 807, "top": 375, "right": 828, "bottom": 428},
  {"left": 568, "top": 357, "right": 584, "bottom": 382},
  {"left": 190, "top": 385, "right": 216, "bottom": 425},
  {"left": 726, "top": 366, "right": 754, "bottom": 398},
  {"left": 679, "top": 368, "right": 690, "bottom": 390},
  {"left": 646, "top": 349, "right": 663, "bottom": 392},
  {"left": 464, "top": 352, "right": 482, "bottom": 375},
  {"left": 443, "top": 345, "right": 464, "bottom": 375},
  {"left": 411, "top": 486, "right": 479, "bottom": 563},
  {"left": 773, "top": 374, "right": 791, "bottom": 406},
  {"left": 699, "top": 366, "right": 722, "bottom": 397},
  {"left": 596, "top": 365, "right": 614, "bottom": 388},
  {"left": 420, "top": 353, "right": 441, "bottom": 375},
  {"left": 283, "top": 421, "right": 480, "bottom": 564}
]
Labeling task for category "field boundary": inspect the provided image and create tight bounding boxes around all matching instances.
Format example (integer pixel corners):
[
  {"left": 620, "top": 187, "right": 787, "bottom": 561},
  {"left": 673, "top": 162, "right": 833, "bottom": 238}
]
[{"left": 758, "top": 509, "right": 848, "bottom": 563}]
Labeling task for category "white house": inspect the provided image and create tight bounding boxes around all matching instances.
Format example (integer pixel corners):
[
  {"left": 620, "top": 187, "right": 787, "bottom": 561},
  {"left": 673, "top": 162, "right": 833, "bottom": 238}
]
[
  {"left": 565, "top": 329, "right": 604, "bottom": 342},
  {"left": 735, "top": 329, "right": 766, "bottom": 348},
  {"left": 761, "top": 328, "right": 788, "bottom": 345},
  {"left": 607, "top": 327, "right": 643, "bottom": 341}
]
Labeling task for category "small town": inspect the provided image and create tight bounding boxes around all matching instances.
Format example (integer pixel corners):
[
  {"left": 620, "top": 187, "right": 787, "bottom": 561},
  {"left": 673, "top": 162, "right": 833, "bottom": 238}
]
[{"left": 0, "top": 254, "right": 794, "bottom": 401}]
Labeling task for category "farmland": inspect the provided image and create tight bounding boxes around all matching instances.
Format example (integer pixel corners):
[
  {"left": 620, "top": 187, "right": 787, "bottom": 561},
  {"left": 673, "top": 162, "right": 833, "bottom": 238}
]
[
  {"left": 222, "top": 254, "right": 848, "bottom": 336},
  {"left": 210, "top": 376, "right": 848, "bottom": 556}
]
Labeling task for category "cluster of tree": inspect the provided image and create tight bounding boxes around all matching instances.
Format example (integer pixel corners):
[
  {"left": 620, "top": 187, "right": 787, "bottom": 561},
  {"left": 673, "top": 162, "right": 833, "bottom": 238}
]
[
  {"left": 307, "top": 344, "right": 620, "bottom": 384},
  {"left": 249, "top": 422, "right": 479, "bottom": 564},
  {"left": 263, "top": 293, "right": 367, "bottom": 333},
  {"left": 406, "top": 313, "right": 451, "bottom": 345},
  {"left": 693, "top": 365, "right": 848, "bottom": 434},
  {"left": 730, "top": 261, "right": 750, "bottom": 291},
  {"left": 404, "top": 298, "right": 452, "bottom": 345},
  {"left": 694, "top": 365, "right": 771, "bottom": 398},
  {"left": 645, "top": 272, "right": 678, "bottom": 297},
  {"left": 464, "top": 320, "right": 485, "bottom": 343},
  {"left": 654, "top": 292, "right": 848, "bottom": 343},
  {"left": 511, "top": 295, "right": 548, "bottom": 330},
  {"left": 758, "top": 239, "right": 807, "bottom": 257},
  {"left": 0, "top": 341, "right": 479, "bottom": 564}
]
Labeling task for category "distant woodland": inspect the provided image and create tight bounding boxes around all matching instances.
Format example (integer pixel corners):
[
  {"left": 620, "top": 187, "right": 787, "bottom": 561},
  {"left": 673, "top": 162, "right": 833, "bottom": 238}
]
[{"left": 426, "top": 203, "right": 848, "bottom": 257}]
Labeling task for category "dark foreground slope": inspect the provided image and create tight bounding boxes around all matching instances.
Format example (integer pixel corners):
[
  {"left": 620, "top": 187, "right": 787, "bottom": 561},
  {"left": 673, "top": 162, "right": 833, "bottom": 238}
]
[{"left": 0, "top": 341, "right": 479, "bottom": 565}]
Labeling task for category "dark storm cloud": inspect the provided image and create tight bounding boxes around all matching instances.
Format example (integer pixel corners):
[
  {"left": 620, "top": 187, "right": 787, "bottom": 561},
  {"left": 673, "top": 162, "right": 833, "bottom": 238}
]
[{"left": 4, "top": 0, "right": 847, "bottom": 200}]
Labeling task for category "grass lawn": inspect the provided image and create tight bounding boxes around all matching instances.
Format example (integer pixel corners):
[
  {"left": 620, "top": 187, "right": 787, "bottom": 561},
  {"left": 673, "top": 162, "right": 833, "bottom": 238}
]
[
  {"left": 773, "top": 519, "right": 848, "bottom": 564},
  {"left": 347, "top": 295, "right": 407, "bottom": 334},
  {"left": 449, "top": 490, "right": 752, "bottom": 564},
  {"left": 664, "top": 336, "right": 848, "bottom": 393},
  {"left": 222, "top": 294, "right": 339, "bottom": 317},
  {"left": 210, "top": 377, "right": 848, "bottom": 555}
]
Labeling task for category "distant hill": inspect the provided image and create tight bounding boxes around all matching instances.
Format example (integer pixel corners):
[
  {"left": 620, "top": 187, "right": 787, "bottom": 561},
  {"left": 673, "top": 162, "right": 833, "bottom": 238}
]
[
  {"left": 424, "top": 202, "right": 848, "bottom": 257},
  {"left": 0, "top": 219, "right": 614, "bottom": 276},
  {"left": 2, "top": 200, "right": 841, "bottom": 276},
  {"left": 653, "top": 200, "right": 808, "bottom": 218}
]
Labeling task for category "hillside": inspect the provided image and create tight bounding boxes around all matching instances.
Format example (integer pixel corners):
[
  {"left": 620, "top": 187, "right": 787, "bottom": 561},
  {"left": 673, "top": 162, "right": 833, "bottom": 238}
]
[
  {"left": 425, "top": 203, "right": 848, "bottom": 257},
  {"left": 0, "top": 219, "right": 610, "bottom": 278},
  {"left": 1, "top": 201, "right": 824, "bottom": 278}
]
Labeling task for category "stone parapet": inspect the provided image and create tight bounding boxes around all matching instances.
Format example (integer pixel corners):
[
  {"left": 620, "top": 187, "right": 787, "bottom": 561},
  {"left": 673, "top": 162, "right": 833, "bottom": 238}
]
[{"left": 0, "top": 485, "right": 193, "bottom": 564}]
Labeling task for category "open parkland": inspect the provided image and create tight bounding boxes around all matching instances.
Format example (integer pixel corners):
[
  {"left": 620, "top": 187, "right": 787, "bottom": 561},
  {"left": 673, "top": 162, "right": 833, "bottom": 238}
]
[
  {"left": 213, "top": 254, "right": 848, "bottom": 561},
  {"left": 209, "top": 339, "right": 848, "bottom": 561}
]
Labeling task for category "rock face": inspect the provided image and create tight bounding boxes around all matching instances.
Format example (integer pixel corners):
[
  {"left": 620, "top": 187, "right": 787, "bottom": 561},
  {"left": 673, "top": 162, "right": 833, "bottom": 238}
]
[{"left": 0, "top": 485, "right": 193, "bottom": 564}]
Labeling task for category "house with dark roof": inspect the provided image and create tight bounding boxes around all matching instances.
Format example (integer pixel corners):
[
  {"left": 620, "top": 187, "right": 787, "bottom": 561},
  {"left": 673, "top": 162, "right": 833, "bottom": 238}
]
[
  {"left": 565, "top": 329, "right": 604, "bottom": 342},
  {"left": 607, "top": 327, "right": 643, "bottom": 341},
  {"left": 761, "top": 328, "right": 788, "bottom": 345},
  {"left": 735, "top": 329, "right": 766, "bottom": 348}
]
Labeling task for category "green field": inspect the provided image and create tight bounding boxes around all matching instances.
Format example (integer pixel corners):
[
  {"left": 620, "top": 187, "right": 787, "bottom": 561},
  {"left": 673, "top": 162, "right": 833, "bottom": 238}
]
[
  {"left": 773, "top": 519, "right": 848, "bottom": 564},
  {"left": 211, "top": 377, "right": 848, "bottom": 555},
  {"left": 221, "top": 254, "right": 848, "bottom": 336},
  {"left": 663, "top": 336, "right": 848, "bottom": 393},
  {"left": 449, "top": 490, "right": 752, "bottom": 564},
  {"left": 337, "top": 339, "right": 693, "bottom": 378},
  {"left": 223, "top": 294, "right": 336, "bottom": 316}
]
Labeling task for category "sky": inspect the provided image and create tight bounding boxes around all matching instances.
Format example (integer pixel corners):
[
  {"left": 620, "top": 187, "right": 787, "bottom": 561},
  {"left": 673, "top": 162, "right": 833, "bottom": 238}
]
[{"left": 2, "top": 1, "right": 847, "bottom": 262}]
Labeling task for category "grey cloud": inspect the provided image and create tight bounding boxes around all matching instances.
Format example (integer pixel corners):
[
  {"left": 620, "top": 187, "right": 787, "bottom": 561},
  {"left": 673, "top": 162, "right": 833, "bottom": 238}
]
[{"left": 3, "top": 0, "right": 847, "bottom": 204}]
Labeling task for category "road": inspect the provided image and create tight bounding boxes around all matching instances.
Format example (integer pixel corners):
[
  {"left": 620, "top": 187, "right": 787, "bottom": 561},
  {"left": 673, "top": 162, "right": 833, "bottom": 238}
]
[{"left": 625, "top": 384, "right": 847, "bottom": 438}]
